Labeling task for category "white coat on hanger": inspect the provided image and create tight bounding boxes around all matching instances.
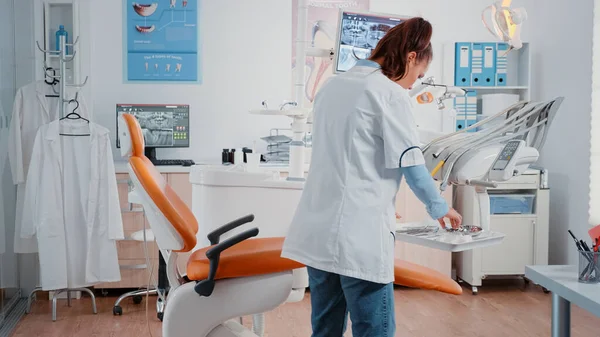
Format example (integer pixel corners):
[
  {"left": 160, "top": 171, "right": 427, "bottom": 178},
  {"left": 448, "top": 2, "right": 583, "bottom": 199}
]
[
  {"left": 0, "top": 102, "right": 7, "bottom": 256},
  {"left": 20, "top": 119, "right": 123, "bottom": 291},
  {"left": 7, "top": 80, "right": 90, "bottom": 254}
]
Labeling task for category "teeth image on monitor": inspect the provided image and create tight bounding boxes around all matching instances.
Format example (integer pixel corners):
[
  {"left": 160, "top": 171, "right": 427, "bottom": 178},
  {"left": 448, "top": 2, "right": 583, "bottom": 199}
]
[{"left": 137, "top": 111, "right": 175, "bottom": 146}]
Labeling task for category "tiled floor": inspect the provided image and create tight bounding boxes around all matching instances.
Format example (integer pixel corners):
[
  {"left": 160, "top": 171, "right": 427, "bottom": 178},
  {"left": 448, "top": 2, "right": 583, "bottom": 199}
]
[{"left": 9, "top": 281, "right": 600, "bottom": 336}]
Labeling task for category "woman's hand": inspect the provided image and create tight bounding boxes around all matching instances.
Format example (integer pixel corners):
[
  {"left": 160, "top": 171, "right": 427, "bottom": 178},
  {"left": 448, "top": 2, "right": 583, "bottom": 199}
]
[
  {"left": 395, "top": 212, "right": 402, "bottom": 220},
  {"left": 438, "top": 208, "right": 462, "bottom": 229}
]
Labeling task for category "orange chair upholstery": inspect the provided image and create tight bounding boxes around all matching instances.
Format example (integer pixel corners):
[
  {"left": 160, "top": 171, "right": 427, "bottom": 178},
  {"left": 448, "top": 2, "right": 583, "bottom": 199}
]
[
  {"left": 119, "top": 113, "right": 463, "bottom": 294},
  {"left": 188, "top": 238, "right": 462, "bottom": 295}
]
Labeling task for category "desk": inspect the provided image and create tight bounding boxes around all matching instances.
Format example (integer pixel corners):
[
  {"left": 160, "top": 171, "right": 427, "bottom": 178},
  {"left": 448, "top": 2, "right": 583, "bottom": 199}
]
[{"left": 525, "top": 265, "right": 600, "bottom": 337}]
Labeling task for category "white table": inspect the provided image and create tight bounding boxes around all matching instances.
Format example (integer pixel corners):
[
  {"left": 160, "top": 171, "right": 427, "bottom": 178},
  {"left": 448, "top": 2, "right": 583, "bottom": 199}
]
[{"left": 525, "top": 265, "right": 600, "bottom": 337}]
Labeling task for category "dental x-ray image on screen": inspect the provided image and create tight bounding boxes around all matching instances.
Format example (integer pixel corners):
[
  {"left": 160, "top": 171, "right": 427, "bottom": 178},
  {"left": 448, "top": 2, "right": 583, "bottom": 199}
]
[
  {"left": 135, "top": 111, "right": 175, "bottom": 146},
  {"left": 334, "top": 10, "right": 411, "bottom": 73},
  {"left": 116, "top": 104, "right": 190, "bottom": 149}
]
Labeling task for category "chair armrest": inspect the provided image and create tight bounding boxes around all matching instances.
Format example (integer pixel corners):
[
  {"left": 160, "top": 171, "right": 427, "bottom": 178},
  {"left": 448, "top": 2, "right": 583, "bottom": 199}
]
[
  {"left": 194, "top": 227, "right": 260, "bottom": 297},
  {"left": 206, "top": 214, "right": 255, "bottom": 245}
]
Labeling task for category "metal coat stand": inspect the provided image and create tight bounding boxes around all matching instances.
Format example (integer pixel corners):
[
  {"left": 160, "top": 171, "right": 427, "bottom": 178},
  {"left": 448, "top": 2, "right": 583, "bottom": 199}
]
[{"left": 25, "top": 34, "right": 94, "bottom": 322}]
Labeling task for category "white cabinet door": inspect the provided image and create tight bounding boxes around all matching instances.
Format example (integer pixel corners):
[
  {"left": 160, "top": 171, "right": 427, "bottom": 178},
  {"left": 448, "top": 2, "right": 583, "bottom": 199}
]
[{"left": 481, "top": 216, "right": 535, "bottom": 275}]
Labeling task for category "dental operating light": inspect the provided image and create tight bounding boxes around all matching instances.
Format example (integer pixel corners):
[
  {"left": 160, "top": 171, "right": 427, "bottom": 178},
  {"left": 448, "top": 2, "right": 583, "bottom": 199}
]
[{"left": 482, "top": 0, "right": 528, "bottom": 52}]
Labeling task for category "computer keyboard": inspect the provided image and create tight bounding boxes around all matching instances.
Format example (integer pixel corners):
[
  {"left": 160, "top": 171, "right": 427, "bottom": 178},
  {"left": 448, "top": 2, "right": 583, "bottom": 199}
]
[{"left": 153, "top": 159, "right": 196, "bottom": 167}]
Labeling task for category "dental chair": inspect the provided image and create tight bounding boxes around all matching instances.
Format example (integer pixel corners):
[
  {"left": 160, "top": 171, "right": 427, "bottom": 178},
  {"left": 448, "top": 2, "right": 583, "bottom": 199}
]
[{"left": 117, "top": 113, "right": 463, "bottom": 337}]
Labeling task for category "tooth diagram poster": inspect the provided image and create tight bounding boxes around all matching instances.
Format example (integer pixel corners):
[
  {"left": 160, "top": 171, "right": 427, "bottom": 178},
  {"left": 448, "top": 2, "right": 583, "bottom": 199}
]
[
  {"left": 124, "top": 0, "right": 201, "bottom": 83},
  {"left": 292, "top": 0, "right": 370, "bottom": 106}
]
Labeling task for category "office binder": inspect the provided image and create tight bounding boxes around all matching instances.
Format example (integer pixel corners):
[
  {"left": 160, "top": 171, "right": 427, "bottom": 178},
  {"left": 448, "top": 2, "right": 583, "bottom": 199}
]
[
  {"left": 465, "top": 91, "right": 478, "bottom": 115},
  {"left": 470, "top": 43, "right": 483, "bottom": 86},
  {"left": 454, "top": 43, "right": 472, "bottom": 86},
  {"left": 496, "top": 42, "right": 509, "bottom": 86},
  {"left": 480, "top": 43, "right": 496, "bottom": 86},
  {"left": 465, "top": 114, "right": 478, "bottom": 133}
]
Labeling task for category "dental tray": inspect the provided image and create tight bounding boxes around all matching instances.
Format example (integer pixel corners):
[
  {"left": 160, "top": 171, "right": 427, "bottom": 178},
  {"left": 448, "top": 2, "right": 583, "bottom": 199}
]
[{"left": 395, "top": 221, "right": 506, "bottom": 252}]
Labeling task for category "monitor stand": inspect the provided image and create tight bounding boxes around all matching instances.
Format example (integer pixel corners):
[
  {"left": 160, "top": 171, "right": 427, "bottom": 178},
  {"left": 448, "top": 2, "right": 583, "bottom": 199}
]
[{"left": 145, "top": 147, "right": 158, "bottom": 163}]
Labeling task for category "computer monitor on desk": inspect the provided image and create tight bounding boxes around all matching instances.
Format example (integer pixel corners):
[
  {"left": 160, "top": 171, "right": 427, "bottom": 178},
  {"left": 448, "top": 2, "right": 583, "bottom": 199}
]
[{"left": 116, "top": 104, "right": 192, "bottom": 165}]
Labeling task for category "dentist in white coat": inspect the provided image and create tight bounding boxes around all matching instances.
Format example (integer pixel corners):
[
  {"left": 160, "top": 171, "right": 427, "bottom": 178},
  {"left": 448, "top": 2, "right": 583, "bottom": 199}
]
[{"left": 281, "top": 17, "right": 462, "bottom": 337}]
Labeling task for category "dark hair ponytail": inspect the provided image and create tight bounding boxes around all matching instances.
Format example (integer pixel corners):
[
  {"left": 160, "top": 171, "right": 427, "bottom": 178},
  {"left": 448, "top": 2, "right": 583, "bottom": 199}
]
[{"left": 368, "top": 17, "right": 433, "bottom": 81}]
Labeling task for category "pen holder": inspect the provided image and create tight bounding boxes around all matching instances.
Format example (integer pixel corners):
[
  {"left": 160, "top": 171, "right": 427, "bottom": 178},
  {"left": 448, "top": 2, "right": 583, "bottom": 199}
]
[{"left": 578, "top": 250, "right": 600, "bottom": 284}]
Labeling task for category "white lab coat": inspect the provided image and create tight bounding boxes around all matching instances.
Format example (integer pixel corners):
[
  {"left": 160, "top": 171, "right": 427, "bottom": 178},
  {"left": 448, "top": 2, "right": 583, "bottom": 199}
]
[
  {"left": 7, "top": 80, "right": 90, "bottom": 253},
  {"left": 0, "top": 102, "right": 7, "bottom": 255},
  {"left": 281, "top": 61, "right": 425, "bottom": 284},
  {"left": 20, "top": 119, "right": 124, "bottom": 291}
]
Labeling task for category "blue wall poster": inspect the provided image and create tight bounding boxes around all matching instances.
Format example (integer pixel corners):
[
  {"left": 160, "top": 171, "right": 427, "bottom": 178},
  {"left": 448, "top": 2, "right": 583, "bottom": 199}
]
[{"left": 124, "top": 0, "right": 201, "bottom": 83}]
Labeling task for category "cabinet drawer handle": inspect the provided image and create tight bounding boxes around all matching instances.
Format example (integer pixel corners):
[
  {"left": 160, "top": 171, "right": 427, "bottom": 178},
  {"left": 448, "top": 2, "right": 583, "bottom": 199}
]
[
  {"left": 121, "top": 207, "right": 144, "bottom": 213},
  {"left": 120, "top": 264, "right": 147, "bottom": 270}
]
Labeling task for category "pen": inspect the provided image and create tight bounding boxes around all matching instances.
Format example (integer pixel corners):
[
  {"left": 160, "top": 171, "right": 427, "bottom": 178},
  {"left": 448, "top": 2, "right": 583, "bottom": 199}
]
[
  {"left": 569, "top": 230, "right": 583, "bottom": 251},
  {"left": 581, "top": 240, "right": 592, "bottom": 252}
]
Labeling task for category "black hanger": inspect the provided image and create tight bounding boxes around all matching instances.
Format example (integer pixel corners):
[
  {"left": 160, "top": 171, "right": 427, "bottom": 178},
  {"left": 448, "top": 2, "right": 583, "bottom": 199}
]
[
  {"left": 59, "top": 98, "right": 90, "bottom": 136},
  {"left": 60, "top": 98, "right": 89, "bottom": 122}
]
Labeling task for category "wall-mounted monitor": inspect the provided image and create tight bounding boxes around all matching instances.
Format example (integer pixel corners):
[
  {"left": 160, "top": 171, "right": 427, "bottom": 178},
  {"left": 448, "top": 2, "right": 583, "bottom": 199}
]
[{"left": 333, "top": 10, "right": 412, "bottom": 74}]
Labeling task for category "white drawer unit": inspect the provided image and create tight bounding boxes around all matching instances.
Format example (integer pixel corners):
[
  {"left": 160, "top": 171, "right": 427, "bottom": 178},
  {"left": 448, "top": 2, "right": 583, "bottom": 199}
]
[{"left": 453, "top": 169, "right": 550, "bottom": 294}]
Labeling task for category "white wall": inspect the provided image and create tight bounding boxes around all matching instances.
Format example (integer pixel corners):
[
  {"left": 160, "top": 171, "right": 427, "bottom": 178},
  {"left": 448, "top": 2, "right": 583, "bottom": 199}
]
[
  {"left": 526, "top": 0, "right": 594, "bottom": 265},
  {"left": 89, "top": 0, "right": 294, "bottom": 162},
  {"left": 82, "top": 0, "right": 590, "bottom": 264}
]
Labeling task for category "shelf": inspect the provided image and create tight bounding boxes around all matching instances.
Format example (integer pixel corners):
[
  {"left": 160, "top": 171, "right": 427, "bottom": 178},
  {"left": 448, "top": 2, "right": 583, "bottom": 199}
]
[
  {"left": 463, "top": 86, "right": 529, "bottom": 90},
  {"left": 491, "top": 214, "right": 537, "bottom": 219},
  {"left": 441, "top": 41, "right": 531, "bottom": 101}
]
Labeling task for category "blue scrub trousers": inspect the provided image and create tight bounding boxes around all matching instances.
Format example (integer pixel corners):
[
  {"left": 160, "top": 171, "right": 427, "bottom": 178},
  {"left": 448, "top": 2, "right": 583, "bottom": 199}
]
[{"left": 307, "top": 266, "right": 395, "bottom": 337}]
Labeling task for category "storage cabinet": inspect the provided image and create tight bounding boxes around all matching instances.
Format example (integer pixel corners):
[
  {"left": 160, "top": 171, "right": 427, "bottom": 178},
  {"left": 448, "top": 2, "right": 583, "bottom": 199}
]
[
  {"left": 481, "top": 216, "right": 536, "bottom": 275},
  {"left": 453, "top": 169, "right": 550, "bottom": 294}
]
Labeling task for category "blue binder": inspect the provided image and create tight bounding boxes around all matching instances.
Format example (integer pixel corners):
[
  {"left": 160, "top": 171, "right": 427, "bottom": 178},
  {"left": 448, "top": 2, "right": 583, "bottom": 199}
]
[
  {"left": 480, "top": 43, "right": 496, "bottom": 86},
  {"left": 470, "top": 43, "right": 483, "bottom": 86},
  {"left": 496, "top": 43, "right": 509, "bottom": 86},
  {"left": 454, "top": 43, "right": 472, "bottom": 86},
  {"left": 454, "top": 90, "right": 478, "bottom": 132},
  {"left": 464, "top": 91, "right": 478, "bottom": 115},
  {"left": 465, "top": 114, "right": 478, "bottom": 133},
  {"left": 456, "top": 118, "right": 467, "bottom": 132}
]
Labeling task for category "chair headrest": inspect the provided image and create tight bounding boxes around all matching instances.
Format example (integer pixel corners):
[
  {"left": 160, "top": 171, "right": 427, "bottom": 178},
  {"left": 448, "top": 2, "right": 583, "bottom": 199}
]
[{"left": 118, "top": 114, "right": 145, "bottom": 158}]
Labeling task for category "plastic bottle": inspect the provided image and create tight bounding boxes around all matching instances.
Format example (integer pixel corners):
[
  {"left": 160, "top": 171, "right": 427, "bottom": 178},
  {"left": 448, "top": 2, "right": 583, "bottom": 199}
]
[{"left": 55, "top": 25, "right": 69, "bottom": 55}]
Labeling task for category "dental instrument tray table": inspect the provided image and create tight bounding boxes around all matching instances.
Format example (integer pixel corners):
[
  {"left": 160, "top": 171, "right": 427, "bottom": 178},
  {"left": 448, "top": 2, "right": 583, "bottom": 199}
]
[{"left": 395, "top": 222, "right": 506, "bottom": 252}]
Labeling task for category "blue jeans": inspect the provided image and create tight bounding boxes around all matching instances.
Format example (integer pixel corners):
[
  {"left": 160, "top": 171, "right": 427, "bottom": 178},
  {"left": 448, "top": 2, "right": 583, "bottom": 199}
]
[{"left": 307, "top": 266, "right": 395, "bottom": 337}]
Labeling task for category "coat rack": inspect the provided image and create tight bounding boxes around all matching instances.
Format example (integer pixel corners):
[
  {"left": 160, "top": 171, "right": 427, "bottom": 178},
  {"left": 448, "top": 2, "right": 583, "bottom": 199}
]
[
  {"left": 35, "top": 34, "right": 88, "bottom": 119},
  {"left": 25, "top": 34, "right": 96, "bottom": 322}
]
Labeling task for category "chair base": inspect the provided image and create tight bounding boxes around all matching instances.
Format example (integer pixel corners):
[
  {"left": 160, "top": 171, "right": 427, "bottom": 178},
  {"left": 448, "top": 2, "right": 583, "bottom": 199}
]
[
  {"left": 112, "top": 287, "right": 166, "bottom": 317},
  {"left": 162, "top": 272, "right": 294, "bottom": 337}
]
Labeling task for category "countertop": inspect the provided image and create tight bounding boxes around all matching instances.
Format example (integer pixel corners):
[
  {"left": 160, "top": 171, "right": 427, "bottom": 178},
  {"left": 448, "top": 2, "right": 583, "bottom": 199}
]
[
  {"left": 113, "top": 161, "right": 309, "bottom": 174},
  {"left": 525, "top": 265, "right": 600, "bottom": 316}
]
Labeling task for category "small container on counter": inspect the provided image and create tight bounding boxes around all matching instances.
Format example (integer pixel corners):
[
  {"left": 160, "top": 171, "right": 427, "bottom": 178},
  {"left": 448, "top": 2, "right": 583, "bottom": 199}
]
[
  {"left": 234, "top": 148, "right": 244, "bottom": 164},
  {"left": 228, "top": 149, "right": 236, "bottom": 164},
  {"left": 222, "top": 149, "right": 230, "bottom": 164}
]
